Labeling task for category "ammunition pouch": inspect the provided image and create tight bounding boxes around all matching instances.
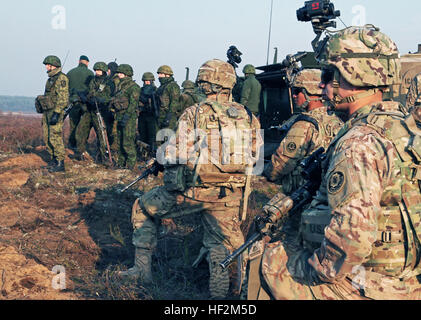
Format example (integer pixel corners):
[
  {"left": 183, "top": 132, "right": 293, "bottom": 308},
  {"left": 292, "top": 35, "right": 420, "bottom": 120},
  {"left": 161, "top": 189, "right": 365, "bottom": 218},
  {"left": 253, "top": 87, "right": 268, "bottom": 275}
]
[
  {"left": 35, "top": 95, "right": 54, "bottom": 112},
  {"left": 164, "top": 166, "right": 187, "bottom": 192},
  {"left": 112, "top": 96, "right": 129, "bottom": 112}
]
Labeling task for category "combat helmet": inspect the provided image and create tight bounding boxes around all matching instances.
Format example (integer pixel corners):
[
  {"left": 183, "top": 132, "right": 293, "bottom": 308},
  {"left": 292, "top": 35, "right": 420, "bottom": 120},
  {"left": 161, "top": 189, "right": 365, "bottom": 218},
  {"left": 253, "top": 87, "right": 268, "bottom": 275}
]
[
  {"left": 243, "top": 64, "right": 256, "bottom": 75},
  {"left": 182, "top": 80, "right": 195, "bottom": 90},
  {"left": 142, "top": 72, "right": 155, "bottom": 81},
  {"left": 196, "top": 59, "right": 236, "bottom": 89},
  {"left": 292, "top": 69, "right": 323, "bottom": 96},
  {"left": 93, "top": 62, "right": 108, "bottom": 73},
  {"left": 116, "top": 64, "right": 134, "bottom": 77},
  {"left": 157, "top": 65, "right": 174, "bottom": 76},
  {"left": 317, "top": 25, "right": 401, "bottom": 105},
  {"left": 43, "top": 55, "right": 61, "bottom": 68}
]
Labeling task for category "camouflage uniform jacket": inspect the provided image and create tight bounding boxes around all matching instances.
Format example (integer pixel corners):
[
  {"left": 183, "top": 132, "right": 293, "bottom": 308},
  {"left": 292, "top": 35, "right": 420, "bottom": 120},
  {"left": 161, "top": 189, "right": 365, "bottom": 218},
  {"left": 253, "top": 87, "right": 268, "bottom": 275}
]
[
  {"left": 163, "top": 99, "right": 263, "bottom": 202},
  {"left": 156, "top": 77, "right": 181, "bottom": 129},
  {"left": 179, "top": 89, "right": 205, "bottom": 115},
  {"left": 67, "top": 63, "right": 94, "bottom": 102},
  {"left": 266, "top": 106, "right": 343, "bottom": 194},
  {"left": 263, "top": 101, "right": 421, "bottom": 299},
  {"left": 86, "top": 75, "right": 114, "bottom": 110},
  {"left": 240, "top": 74, "right": 262, "bottom": 115},
  {"left": 44, "top": 68, "right": 69, "bottom": 113},
  {"left": 139, "top": 84, "right": 158, "bottom": 116},
  {"left": 111, "top": 77, "right": 141, "bottom": 116},
  {"left": 406, "top": 72, "right": 421, "bottom": 111}
]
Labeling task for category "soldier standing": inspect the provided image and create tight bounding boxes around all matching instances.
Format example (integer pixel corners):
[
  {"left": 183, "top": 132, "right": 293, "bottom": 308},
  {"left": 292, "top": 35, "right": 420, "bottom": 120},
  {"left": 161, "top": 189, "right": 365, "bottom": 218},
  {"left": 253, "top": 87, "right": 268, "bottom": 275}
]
[
  {"left": 74, "top": 62, "right": 114, "bottom": 164},
  {"left": 107, "top": 61, "right": 120, "bottom": 162},
  {"left": 155, "top": 65, "right": 181, "bottom": 130},
  {"left": 110, "top": 64, "right": 141, "bottom": 169},
  {"left": 179, "top": 80, "right": 206, "bottom": 115},
  {"left": 118, "top": 59, "right": 263, "bottom": 299},
  {"left": 248, "top": 25, "right": 421, "bottom": 300},
  {"left": 138, "top": 72, "right": 158, "bottom": 157},
  {"left": 263, "top": 69, "right": 344, "bottom": 195},
  {"left": 66, "top": 55, "right": 94, "bottom": 150},
  {"left": 240, "top": 64, "right": 262, "bottom": 117},
  {"left": 35, "top": 56, "right": 69, "bottom": 172}
]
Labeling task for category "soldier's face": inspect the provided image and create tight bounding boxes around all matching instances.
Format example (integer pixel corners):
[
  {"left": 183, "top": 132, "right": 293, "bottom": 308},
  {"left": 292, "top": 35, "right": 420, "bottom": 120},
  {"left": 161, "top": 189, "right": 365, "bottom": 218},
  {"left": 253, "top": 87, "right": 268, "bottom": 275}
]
[
  {"left": 117, "top": 73, "right": 125, "bottom": 79},
  {"left": 95, "top": 70, "right": 103, "bottom": 76},
  {"left": 292, "top": 89, "right": 307, "bottom": 107},
  {"left": 45, "top": 64, "right": 56, "bottom": 72}
]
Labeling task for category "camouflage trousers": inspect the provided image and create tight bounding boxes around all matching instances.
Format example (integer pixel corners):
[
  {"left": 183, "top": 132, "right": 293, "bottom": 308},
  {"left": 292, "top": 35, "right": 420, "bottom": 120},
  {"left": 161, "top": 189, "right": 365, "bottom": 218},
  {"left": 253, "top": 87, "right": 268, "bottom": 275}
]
[
  {"left": 138, "top": 113, "right": 158, "bottom": 152},
  {"left": 131, "top": 186, "right": 244, "bottom": 253},
  {"left": 75, "top": 110, "right": 109, "bottom": 161},
  {"left": 115, "top": 112, "right": 137, "bottom": 168},
  {"left": 248, "top": 240, "right": 421, "bottom": 300},
  {"left": 42, "top": 111, "right": 65, "bottom": 161}
]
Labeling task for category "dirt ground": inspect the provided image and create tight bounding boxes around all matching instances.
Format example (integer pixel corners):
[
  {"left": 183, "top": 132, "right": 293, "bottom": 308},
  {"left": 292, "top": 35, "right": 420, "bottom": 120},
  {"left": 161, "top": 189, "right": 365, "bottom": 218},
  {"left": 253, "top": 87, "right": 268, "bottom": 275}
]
[{"left": 0, "top": 146, "right": 278, "bottom": 300}]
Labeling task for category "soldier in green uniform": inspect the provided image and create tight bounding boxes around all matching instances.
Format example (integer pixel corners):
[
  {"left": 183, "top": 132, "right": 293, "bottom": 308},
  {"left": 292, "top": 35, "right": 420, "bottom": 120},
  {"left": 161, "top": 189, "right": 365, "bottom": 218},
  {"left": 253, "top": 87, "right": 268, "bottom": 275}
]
[
  {"left": 118, "top": 59, "right": 263, "bottom": 299},
  {"left": 240, "top": 64, "right": 262, "bottom": 117},
  {"left": 74, "top": 62, "right": 114, "bottom": 164},
  {"left": 66, "top": 55, "right": 94, "bottom": 150},
  {"left": 179, "top": 80, "right": 206, "bottom": 115},
  {"left": 138, "top": 72, "right": 158, "bottom": 157},
  {"left": 248, "top": 25, "right": 421, "bottom": 300},
  {"left": 107, "top": 62, "right": 120, "bottom": 162},
  {"left": 263, "top": 69, "right": 344, "bottom": 195},
  {"left": 35, "top": 55, "right": 69, "bottom": 172},
  {"left": 110, "top": 64, "right": 141, "bottom": 169},
  {"left": 155, "top": 65, "right": 181, "bottom": 130}
]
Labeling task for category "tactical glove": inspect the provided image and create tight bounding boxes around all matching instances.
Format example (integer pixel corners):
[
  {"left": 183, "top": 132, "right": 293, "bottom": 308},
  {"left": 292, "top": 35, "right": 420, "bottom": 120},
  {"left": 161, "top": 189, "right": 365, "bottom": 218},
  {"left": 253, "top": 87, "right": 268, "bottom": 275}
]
[
  {"left": 49, "top": 112, "right": 61, "bottom": 126},
  {"left": 118, "top": 114, "right": 130, "bottom": 129}
]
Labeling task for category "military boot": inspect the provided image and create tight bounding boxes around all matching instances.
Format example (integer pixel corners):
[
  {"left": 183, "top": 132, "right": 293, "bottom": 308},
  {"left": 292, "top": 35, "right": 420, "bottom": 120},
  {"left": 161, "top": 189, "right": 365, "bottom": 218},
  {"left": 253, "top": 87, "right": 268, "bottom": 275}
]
[
  {"left": 118, "top": 248, "right": 153, "bottom": 284},
  {"left": 208, "top": 246, "right": 230, "bottom": 299},
  {"left": 42, "top": 158, "right": 58, "bottom": 169},
  {"left": 48, "top": 160, "right": 65, "bottom": 173}
]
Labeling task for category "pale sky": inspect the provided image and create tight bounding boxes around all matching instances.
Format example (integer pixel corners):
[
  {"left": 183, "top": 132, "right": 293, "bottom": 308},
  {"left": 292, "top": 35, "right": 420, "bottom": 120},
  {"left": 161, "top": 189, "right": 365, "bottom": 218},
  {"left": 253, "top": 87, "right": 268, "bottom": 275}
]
[{"left": 1, "top": 0, "right": 420, "bottom": 96}]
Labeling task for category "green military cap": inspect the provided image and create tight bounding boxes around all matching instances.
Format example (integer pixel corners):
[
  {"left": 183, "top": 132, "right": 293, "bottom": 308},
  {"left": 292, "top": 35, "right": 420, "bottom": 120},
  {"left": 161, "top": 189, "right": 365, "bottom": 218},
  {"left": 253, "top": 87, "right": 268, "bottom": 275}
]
[
  {"left": 79, "top": 55, "right": 90, "bottom": 62},
  {"left": 116, "top": 64, "right": 134, "bottom": 77},
  {"left": 182, "top": 80, "right": 195, "bottom": 89},
  {"left": 43, "top": 55, "right": 62, "bottom": 67},
  {"left": 93, "top": 62, "right": 108, "bottom": 73},
  {"left": 157, "top": 65, "right": 174, "bottom": 76},
  {"left": 243, "top": 64, "right": 256, "bottom": 74},
  {"left": 142, "top": 72, "right": 155, "bottom": 81}
]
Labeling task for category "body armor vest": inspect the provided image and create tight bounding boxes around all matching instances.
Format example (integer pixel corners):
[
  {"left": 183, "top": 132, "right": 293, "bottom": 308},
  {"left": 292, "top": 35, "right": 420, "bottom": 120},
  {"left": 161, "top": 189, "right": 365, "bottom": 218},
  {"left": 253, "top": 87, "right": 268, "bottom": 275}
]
[{"left": 301, "top": 102, "right": 421, "bottom": 279}]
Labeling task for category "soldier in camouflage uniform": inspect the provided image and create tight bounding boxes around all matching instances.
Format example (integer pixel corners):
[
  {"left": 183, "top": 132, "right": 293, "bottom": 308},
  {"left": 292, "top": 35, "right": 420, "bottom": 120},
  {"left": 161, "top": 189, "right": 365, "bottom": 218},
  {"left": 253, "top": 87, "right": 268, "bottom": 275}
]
[
  {"left": 110, "top": 64, "right": 141, "bottom": 169},
  {"left": 155, "top": 65, "right": 181, "bottom": 130},
  {"left": 138, "top": 72, "right": 158, "bottom": 155},
  {"left": 107, "top": 62, "right": 120, "bottom": 161},
  {"left": 263, "top": 69, "right": 344, "bottom": 195},
  {"left": 74, "top": 62, "right": 114, "bottom": 163},
  {"left": 67, "top": 56, "right": 94, "bottom": 150},
  {"left": 405, "top": 72, "right": 421, "bottom": 112},
  {"left": 248, "top": 25, "right": 421, "bottom": 300},
  {"left": 119, "top": 59, "right": 263, "bottom": 299},
  {"left": 240, "top": 64, "right": 262, "bottom": 117},
  {"left": 35, "top": 56, "right": 69, "bottom": 173},
  {"left": 179, "top": 80, "right": 206, "bottom": 115}
]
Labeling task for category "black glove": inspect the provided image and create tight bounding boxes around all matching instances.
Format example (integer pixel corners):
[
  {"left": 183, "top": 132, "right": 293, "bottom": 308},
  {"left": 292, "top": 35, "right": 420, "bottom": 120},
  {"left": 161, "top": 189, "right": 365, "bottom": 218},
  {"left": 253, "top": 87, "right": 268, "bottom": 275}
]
[
  {"left": 78, "top": 91, "right": 88, "bottom": 104},
  {"left": 50, "top": 112, "right": 61, "bottom": 126},
  {"left": 152, "top": 162, "right": 165, "bottom": 176},
  {"left": 118, "top": 114, "right": 130, "bottom": 129}
]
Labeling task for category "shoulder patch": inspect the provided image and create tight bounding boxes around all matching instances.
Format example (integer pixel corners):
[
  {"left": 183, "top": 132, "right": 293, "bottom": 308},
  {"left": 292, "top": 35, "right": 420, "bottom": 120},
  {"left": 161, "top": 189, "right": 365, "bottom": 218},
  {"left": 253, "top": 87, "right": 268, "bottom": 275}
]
[{"left": 327, "top": 171, "right": 345, "bottom": 195}]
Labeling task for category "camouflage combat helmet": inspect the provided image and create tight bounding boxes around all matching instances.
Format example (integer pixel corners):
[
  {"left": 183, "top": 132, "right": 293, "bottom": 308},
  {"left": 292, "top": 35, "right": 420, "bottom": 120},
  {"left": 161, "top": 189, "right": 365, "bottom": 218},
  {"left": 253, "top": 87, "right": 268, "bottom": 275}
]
[
  {"left": 157, "top": 65, "right": 174, "bottom": 76},
  {"left": 196, "top": 59, "right": 237, "bottom": 89},
  {"left": 43, "top": 55, "right": 61, "bottom": 67},
  {"left": 292, "top": 69, "right": 323, "bottom": 96},
  {"left": 142, "top": 72, "right": 155, "bottom": 81},
  {"left": 116, "top": 64, "right": 134, "bottom": 77},
  {"left": 318, "top": 24, "right": 401, "bottom": 87},
  {"left": 182, "top": 80, "right": 195, "bottom": 89},
  {"left": 243, "top": 64, "right": 256, "bottom": 75},
  {"left": 93, "top": 62, "right": 108, "bottom": 73}
]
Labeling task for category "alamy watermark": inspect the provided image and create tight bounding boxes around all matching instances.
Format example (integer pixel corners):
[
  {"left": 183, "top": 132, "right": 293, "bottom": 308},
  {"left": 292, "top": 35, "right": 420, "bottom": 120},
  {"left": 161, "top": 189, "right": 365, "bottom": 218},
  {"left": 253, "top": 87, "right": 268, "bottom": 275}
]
[
  {"left": 51, "top": 265, "right": 66, "bottom": 290},
  {"left": 352, "top": 5, "right": 366, "bottom": 26},
  {"left": 51, "top": 5, "right": 66, "bottom": 30}
]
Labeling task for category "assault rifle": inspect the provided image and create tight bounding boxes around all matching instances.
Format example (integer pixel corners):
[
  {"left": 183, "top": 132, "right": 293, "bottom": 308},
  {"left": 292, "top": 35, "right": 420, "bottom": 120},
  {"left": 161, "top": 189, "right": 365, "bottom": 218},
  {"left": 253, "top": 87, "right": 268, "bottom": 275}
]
[
  {"left": 220, "top": 147, "right": 326, "bottom": 269},
  {"left": 94, "top": 100, "right": 113, "bottom": 165},
  {"left": 63, "top": 102, "right": 74, "bottom": 120},
  {"left": 119, "top": 158, "right": 164, "bottom": 193}
]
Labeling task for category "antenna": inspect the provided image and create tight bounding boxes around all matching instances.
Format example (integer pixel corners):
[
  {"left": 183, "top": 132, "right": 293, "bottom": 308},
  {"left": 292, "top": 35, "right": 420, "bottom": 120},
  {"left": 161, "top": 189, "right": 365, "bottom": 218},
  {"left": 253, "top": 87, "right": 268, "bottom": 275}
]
[
  {"left": 273, "top": 47, "right": 278, "bottom": 64},
  {"left": 266, "top": 0, "right": 274, "bottom": 65},
  {"left": 62, "top": 50, "right": 70, "bottom": 69},
  {"left": 185, "top": 67, "right": 190, "bottom": 81}
]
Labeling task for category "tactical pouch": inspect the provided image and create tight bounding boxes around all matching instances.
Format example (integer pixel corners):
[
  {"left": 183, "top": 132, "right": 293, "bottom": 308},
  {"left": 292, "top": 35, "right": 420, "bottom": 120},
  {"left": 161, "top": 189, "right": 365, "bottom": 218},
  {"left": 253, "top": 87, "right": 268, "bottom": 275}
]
[
  {"left": 36, "top": 95, "right": 54, "bottom": 112},
  {"left": 163, "top": 166, "right": 187, "bottom": 192},
  {"left": 112, "top": 96, "right": 129, "bottom": 111},
  {"left": 35, "top": 96, "right": 43, "bottom": 114}
]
